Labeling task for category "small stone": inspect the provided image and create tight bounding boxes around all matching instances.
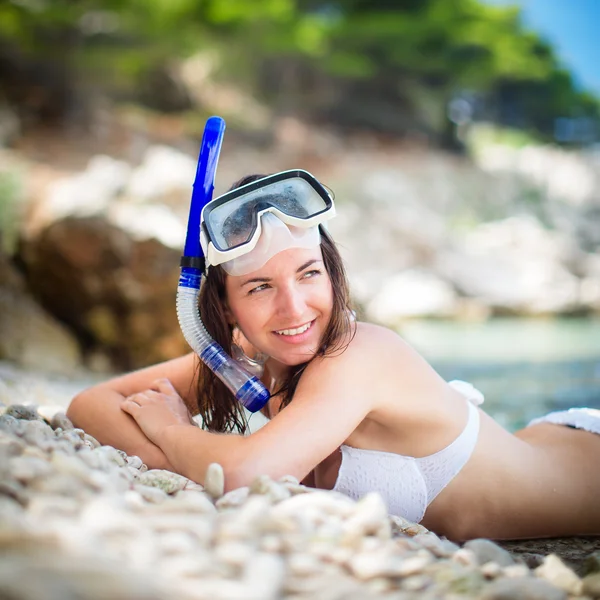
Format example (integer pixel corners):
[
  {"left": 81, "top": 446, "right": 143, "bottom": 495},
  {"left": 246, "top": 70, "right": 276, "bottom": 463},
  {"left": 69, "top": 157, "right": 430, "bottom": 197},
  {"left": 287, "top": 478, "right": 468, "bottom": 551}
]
[
  {"left": 287, "top": 553, "right": 322, "bottom": 576},
  {"left": 584, "top": 551, "right": 600, "bottom": 576},
  {"left": 22, "top": 445, "right": 49, "bottom": 460},
  {"left": 283, "top": 482, "right": 314, "bottom": 495},
  {"left": 0, "top": 495, "right": 24, "bottom": 520},
  {"left": 0, "top": 436, "right": 25, "bottom": 457},
  {"left": 30, "top": 473, "right": 87, "bottom": 497},
  {"left": 83, "top": 433, "right": 101, "bottom": 448},
  {"left": 214, "top": 541, "right": 253, "bottom": 568},
  {"left": 503, "top": 564, "right": 532, "bottom": 578},
  {"left": 0, "top": 479, "right": 28, "bottom": 505},
  {"left": 481, "top": 576, "right": 567, "bottom": 600},
  {"left": 465, "top": 538, "right": 515, "bottom": 567},
  {"left": 133, "top": 484, "right": 168, "bottom": 504},
  {"left": 348, "top": 550, "right": 409, "bottom": 580},
  {"left": 138, "top": 469, "right": 188, "bottom": 494},
  {"left": 76, "top": 448, "right": 106, "bottom": 471},
  {"left": 241, "top": 552, "right": 286, "bottom": 600},
  {"left": 342, "top": 492, "right": 389, "bottom": 542},
  {"left": 216, "top": 486, "right": 250, "bottom": 510},
  {"left": 156, "top": 531, "right": 197, "bottom": 557},
  {"left": 182, "top": 480, "right": 204, "bottom": 492},
  {"left": 413, "top": 532, "right": 457, "bottom": 557},
  {"left": 535, "top": 554, "right": 583, "bottom": 595},
  {"left": 259, "top": 534, "right": 283, "bottom": 553},
  {"left": 124, "top": 465, "right": 142, "bottom": 481},
  {"left": 400, "top": 574, "right": 433, "bottom": 592},
  {"left": 50, "top": 412, "right": 74, "bottom": 431},
  {"left": 582, "top": 573, "right": 600, "bottom": 597},
  {"left": 389, "top": 514, "right": 429, "bottom": 536},
  {"left": 204, "top": 463, "right": 225, "bottom": 499},
  {"left": 249, "top": 475, "right": 291, "bottom": 503},
  {"left": 453, "top": 548, "right": 479, "bottom": 568},
  {"left": 55, "top": 429, "right": 85, "bottom": 450},
  {"left": 0, "top": 414, "right": 24, "bottom": 436},
  {"left": 366, "top": 577, "right": 394, "bottom": 593},
  {"left": 27, "top": 495, "right": 80, "bottom": 518},
  {"left": 397, "top": 553, "right": 433, "bottom": 576},
  {"left": 126, "top": 455, "right": 144, "bottom": 469},
  {"left": 481, "top": 561, "right": 503, "bottom": 579},
  {"left": 169, "top": 490, "right": 216, "bottom": 514},
  {"left": 278, "top": 474, "right": 299, "bottom": 484},
  {"left": 9, "top": 456, "right": 53, "bottom": 483},
  {"left": 5, "top": 404, "right": 40, "bottom": 421},
  {"left": 95, "top": 445, "right": 127, "bottom": 467}
]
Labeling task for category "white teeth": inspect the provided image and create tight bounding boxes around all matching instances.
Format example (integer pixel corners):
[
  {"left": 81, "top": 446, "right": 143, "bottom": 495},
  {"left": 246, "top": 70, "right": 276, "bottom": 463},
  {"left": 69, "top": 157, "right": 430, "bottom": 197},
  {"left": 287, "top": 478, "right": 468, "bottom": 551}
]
[{"left": 276, "top": 322, "right": 312, "bottom": 336}]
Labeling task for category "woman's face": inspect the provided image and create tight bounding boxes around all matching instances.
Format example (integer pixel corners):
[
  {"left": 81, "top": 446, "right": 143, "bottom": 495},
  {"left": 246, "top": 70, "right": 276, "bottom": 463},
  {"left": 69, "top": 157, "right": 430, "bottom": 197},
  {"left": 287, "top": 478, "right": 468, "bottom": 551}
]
[{"left": 225, "top": 245, "right": 334, "bottom": 369}]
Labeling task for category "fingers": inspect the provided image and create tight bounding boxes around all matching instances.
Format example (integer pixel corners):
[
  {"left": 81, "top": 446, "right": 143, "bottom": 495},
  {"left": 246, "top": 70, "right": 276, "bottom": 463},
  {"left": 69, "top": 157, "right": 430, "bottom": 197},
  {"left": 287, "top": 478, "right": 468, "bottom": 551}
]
[
  {"left": 151, "top": 378, "right": 178, "bottom": 395},
  {"left": 121, "top": 398, "right": 141, "bottom": 416},
  {"left": 125, "top": 391, "right": 151, "bottom": 405}
]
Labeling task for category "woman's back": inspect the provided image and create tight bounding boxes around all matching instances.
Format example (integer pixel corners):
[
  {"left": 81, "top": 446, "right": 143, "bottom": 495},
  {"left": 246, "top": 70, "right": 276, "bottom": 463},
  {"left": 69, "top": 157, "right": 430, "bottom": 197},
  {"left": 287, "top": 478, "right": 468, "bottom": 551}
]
[{"left": 304, "top": 322, "right": 600, "bottom": 540}]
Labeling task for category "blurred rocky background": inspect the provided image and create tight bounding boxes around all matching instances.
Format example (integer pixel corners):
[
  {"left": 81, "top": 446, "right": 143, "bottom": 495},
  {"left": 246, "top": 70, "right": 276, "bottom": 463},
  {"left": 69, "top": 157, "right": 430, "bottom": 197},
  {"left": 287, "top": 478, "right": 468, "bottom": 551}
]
[
  {"left": 1, "top": 0, "right": 599, "bottom": 424},
  {"left": 1, "top": 1, "right": 600, "bottom": 597}
]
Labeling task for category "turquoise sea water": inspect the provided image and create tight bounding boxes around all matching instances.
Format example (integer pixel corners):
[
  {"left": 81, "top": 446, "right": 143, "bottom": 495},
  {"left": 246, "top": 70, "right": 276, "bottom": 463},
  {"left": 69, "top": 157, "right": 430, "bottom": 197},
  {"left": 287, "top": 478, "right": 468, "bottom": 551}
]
[{"left": 399, "top": 317, "right": 600, "bottom": 431}]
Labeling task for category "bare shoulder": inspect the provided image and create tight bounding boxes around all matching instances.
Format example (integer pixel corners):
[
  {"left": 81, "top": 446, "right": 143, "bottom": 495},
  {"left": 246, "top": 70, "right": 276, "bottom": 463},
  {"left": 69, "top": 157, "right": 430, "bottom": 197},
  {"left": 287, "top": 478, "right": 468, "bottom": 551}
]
[
  {"left": 301, "top": 321, "right": 416, "bottom": 385},
  {"left": 353, "top": 321, "right": 406, "bottom": 347},
  {"left": 328, "top": 321, "right": 418, "bottom": 365},
  {"left": 301, "top": 320, "right": 448, "bottom": 412}
]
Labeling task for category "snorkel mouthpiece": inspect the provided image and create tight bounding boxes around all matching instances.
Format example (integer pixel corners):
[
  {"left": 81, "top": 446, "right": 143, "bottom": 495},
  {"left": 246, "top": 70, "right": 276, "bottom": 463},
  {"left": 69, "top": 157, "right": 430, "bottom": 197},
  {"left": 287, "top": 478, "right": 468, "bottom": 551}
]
[{"left": 177, "top": 116, "right": 270, "bottom": 413}]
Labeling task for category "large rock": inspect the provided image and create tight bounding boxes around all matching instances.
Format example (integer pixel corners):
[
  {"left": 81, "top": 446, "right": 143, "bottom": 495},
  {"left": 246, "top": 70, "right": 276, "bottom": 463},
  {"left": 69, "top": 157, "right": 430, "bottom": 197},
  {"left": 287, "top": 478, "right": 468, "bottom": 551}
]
[
  {"left": 435, "top": 216, "right": 585, "bottom": 315},
  {"left": 16, "top": 149, "right": 193, "bottom": 370},
  {"left": 0, "top": 252, "right": 81, "bottom": 375},
  {"left": 365, "top": 269, "right": 458, "bottom": 323},
  {"left": 19, "top": 215, "right": 187, "bottom": 370}
]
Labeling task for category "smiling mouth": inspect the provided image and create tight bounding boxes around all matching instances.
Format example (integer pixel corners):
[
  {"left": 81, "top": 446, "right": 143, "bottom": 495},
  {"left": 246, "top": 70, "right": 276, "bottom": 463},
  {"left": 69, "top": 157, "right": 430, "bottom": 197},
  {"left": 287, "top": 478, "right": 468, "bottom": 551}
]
[{"left": 274, "top": 320, "right": 314, "bottom": 336}]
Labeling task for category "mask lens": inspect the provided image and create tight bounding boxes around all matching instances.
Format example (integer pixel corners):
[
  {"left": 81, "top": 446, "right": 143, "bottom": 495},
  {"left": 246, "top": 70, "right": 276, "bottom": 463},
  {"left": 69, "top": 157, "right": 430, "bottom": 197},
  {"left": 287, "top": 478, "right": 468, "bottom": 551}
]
[{"left": 205, "top": 176, "right": 330, "bottom": 252}]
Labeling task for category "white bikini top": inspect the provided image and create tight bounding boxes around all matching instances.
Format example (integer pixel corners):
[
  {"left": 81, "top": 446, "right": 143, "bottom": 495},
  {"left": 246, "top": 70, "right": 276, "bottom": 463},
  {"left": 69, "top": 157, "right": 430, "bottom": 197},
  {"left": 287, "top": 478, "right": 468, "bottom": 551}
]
[{"left": 332, "top": 381, "right": 484, "bottom": 523}]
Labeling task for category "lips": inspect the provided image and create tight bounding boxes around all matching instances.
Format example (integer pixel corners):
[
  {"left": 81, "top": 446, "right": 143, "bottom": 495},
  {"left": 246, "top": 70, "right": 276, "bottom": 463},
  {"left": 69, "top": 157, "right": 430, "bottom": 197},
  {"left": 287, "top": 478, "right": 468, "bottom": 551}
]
[
  {"left": 275, "top": 321, "right": 313, "bottom": 336},
  {"left": 272, "top": 319, "right": 317, "bottom": 345}
]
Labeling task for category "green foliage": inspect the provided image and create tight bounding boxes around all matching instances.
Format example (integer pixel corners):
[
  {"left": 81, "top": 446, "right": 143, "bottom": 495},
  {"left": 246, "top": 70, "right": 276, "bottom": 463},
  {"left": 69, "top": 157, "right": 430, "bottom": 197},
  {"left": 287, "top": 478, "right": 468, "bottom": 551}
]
[
  {"left": 0, "top": 170, "right": 22, "bottom": 256},
  {"left": 467, "top": 122, "right": 542, "bottom": 152},
  {"left": 0, "top": 0, "right": 597, "bottom": 140}
]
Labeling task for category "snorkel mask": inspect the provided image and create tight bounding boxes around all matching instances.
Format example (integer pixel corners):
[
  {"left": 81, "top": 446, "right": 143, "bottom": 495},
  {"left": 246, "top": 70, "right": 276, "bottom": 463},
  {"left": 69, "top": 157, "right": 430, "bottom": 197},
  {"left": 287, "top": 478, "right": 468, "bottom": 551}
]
[
  {"left": 177, "top": 117, "right": 335, "bottom": 413},
  {"left": 201, "top": 169, "right": 335, "bottom": 275}
]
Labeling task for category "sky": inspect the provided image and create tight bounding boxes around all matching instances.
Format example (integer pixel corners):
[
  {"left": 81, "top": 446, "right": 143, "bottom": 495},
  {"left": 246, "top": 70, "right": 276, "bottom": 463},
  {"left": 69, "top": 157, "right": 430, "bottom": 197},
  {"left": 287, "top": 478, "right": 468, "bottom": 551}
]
[{"left": 482, "top": 0, "right": 600, "bottom": 96}]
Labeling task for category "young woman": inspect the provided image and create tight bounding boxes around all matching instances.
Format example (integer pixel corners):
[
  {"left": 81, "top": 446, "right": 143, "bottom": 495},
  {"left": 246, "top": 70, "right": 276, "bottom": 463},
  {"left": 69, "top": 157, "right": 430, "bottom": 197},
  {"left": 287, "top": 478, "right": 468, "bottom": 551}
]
[{"left": 67, "top": 170, "right": 600, "bottom": 542}]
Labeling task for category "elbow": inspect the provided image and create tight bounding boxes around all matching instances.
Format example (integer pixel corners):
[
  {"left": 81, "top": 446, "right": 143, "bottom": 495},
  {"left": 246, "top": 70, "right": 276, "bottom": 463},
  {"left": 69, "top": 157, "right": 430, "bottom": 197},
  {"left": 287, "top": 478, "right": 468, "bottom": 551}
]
[
  {"left": 211, "top": 441, "right": 260, "bottom": 493},
  {"left": 222, "top": 464, "right": 254, "bottom": 493},
  {"left": 66, "top": 390, "right": 88, "bottom": 426}
]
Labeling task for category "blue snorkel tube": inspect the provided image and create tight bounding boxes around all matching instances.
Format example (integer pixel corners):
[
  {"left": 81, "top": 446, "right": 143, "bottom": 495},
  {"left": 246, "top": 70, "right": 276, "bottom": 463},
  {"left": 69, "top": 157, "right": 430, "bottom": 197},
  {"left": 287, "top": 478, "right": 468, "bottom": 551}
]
[{"left": 177, "top": 116, "right": 270, "bottom": 413}]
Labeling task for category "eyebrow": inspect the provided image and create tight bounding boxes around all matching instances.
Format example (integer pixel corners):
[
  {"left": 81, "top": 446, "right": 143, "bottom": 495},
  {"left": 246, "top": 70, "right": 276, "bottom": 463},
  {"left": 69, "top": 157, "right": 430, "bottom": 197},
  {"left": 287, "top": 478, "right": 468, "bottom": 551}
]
[{"left": 240, "top": 259, "right": 322, "bottom": 287}]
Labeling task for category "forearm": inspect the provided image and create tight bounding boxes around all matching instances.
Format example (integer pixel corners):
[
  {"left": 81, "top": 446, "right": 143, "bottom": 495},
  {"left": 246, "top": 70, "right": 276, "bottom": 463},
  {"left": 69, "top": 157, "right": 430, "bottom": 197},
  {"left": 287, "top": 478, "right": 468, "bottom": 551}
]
[
  {"left": 156, "top": 424, "right": 249, "bottom": 489},
  {"left": 67, "top": 390, "right": 174, "bottom": 471}
]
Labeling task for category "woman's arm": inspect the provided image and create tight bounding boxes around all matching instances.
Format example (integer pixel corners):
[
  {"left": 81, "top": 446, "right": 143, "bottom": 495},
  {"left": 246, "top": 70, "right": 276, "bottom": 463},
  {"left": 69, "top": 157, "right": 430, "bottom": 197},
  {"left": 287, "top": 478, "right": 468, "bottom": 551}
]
[
  {"left": 127, "top": 331, "right": 377, "bottom": 491},
  {"left": 67, "top": 353, "right": 199, "bottom": 469}
]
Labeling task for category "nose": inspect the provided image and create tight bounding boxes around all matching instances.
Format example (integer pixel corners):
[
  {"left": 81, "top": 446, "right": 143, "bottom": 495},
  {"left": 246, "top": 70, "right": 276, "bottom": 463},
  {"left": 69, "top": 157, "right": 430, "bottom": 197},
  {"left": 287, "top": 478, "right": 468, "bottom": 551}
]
[{"left": 275, "top": 283, "right": 307, "bottom": 321}]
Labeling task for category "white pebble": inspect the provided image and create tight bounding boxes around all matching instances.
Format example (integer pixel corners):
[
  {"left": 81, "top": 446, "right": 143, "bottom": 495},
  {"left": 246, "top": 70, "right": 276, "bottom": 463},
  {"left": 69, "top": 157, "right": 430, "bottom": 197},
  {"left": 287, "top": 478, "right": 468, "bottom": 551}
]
[{"left": 204, "top": 462, "right": 225, "bottom": 499}]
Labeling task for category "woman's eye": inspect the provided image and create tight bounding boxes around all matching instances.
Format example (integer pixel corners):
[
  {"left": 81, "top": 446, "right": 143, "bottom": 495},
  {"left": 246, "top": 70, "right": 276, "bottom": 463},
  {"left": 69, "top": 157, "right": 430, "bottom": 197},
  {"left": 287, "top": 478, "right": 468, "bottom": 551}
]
[
  {"left": 248, "top": 284, "right": 269, "bottom": 295},
  {"left": 303, "top": 269, "right": 322, "bottom": 279}
]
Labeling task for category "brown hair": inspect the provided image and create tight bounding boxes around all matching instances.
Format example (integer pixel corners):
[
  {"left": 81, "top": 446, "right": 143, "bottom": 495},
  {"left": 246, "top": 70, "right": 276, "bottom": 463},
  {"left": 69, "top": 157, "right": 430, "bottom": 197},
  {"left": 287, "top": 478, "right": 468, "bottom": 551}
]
[{"left": 194, "top": 174, "right": 355, "bottom": 433}]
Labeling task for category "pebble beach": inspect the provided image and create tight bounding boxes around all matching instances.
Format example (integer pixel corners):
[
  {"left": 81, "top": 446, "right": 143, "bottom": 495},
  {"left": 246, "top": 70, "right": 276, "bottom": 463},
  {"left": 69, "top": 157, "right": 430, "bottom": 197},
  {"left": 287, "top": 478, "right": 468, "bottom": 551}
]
[{"left": 1, "top": 361, "right": 599, "bottom": 600}]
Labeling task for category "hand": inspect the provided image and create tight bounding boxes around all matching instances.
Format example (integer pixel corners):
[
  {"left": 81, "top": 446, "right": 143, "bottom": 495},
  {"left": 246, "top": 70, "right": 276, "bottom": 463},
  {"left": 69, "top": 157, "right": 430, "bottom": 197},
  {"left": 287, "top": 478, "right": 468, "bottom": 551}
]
[{"left": 121, "top": 378, "right": 195, "bottom": 446}]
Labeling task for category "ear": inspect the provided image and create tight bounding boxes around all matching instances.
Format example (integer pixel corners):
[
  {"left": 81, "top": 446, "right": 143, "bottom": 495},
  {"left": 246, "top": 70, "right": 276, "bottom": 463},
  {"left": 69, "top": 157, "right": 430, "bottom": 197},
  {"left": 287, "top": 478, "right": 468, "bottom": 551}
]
[{"left": 223, "top": 304, "right": 236, "bottom": 327}]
